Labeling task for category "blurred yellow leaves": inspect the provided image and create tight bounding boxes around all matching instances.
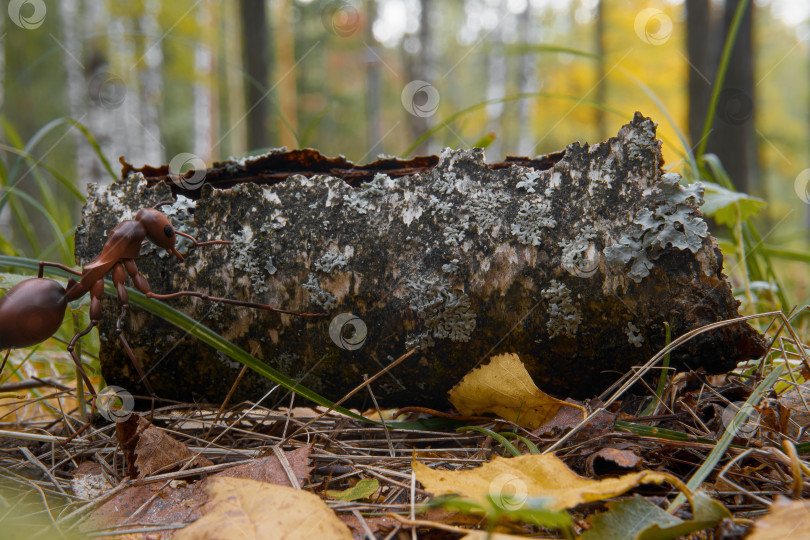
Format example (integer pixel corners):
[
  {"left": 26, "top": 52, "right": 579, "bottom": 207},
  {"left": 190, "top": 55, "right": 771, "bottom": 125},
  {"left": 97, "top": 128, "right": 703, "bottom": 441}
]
[
  {"left": 747, "top": 497, "right": 810, "bottom": 540},
  {"left": 414, "top": 454, "right": 671, "bottom": 512},
  {"left": 448, "top": 353, "right": 585, "bottom": 430},
  {"left": 174, "top": 477, "right": 353, "bottom": 540}
]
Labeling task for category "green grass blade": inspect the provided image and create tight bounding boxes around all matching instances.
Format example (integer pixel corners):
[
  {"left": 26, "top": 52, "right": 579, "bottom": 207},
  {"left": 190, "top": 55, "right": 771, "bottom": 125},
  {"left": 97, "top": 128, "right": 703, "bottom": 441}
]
[
  {"left": 666, "top": 363, "right": 784, "bottom": 511},
  {"left": 0, "top": 143, "right": 85, "bottom": 202},
  {"left": 0, "top": 187, "right": 70, "bottom": 258},
  {"left": 457, "top": 426, "right": 522, "bottom": 456},
  {"left": 498, "top": 431, "right": 540, "bottom": 454}
]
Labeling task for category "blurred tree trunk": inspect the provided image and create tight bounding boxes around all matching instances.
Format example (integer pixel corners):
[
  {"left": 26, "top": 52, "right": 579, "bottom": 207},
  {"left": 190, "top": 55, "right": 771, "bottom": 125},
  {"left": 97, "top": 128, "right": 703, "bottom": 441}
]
[
  {"left": 275, "top": 0, "right": 297, "bottom": 149},
  {"left": 138, "top": 0, "right": 164, "bottom": 165},
  {"left": 365, "top": 0, "right": 382, "bottom": 156},
  {"left": 110, "top": 16, "right": 142, "bottom": 164},
  {"left": 239, "top": 0, "right": 271, "bottom": 151},
  {"left": 516, "top": 1, "right": 536, "bottom": 156},
  {"left": 0, "top": 9, "right": 8, "bottom": 238},
  {"left": 221, "top": 1, "right": 246, "bottom": 155},
  {"left": 485, "top": 3, "right": 506, "bottom": 160},
  {"left": 82, "top": 1, "right": 115, "bottom": 180},
  {"left": 706, "top": 0, "right": 758, "bottom": 194},
  {"left": 403, "top": 0, "right": 435, "bottom": 156},
  {"left": 194, "top": 2, "right": 215, "bottom": 161},
  {"left": 60, "top": 0, "right": 93, "bottom": 192},
  {"left": 686, "top": 0, "right": 712, "bottom": 152},
  {"left": 594, "top": 0, "right": 606, "bottom": 140}
]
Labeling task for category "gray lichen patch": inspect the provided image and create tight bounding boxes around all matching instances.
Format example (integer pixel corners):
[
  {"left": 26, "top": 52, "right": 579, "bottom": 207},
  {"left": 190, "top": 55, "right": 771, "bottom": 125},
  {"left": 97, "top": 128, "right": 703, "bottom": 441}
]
[
  {"left": 559, "top": 226, "right": 600, "bottom": 278},
  {"left": 230, "top": 226, "right": 271, "bottom": 293},
  {"left": 511, "top": 197, "right": 556, "bottom": 246},
  {"left": 604, "top": 172, "right": 710, "bottom": 285},
  {"left": 302, "top": 273, "right": 337, "bottom": 310},
  {"left": 540, "top": 279, "right": 582, "bottom": 339},
  {"left": 626, "top": 322, "right": 644, "bottom": 348},
  {"left": 402, "top": 275, "right": 477, "bottom": 344},
  {"left": 343, "top": 172, "right": 388, "bottom": 214},
  {"left": 515, "top": 168, "right": 541, "bottom": 193},
  {"left": 465, "top": 186, "right": 511, "bottom": 236},
  {"left": 314, "top": 251, "right": 349, "bottom": 274}
]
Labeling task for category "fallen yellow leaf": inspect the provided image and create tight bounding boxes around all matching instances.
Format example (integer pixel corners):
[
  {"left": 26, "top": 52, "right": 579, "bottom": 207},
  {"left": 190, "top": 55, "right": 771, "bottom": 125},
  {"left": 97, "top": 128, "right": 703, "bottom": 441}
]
[
  {"left": 414, "top": 454, "right": 670, "bottom": 511},
  {"left": 174, "top": 477, "right": 353, "bottom": 540},
  {"left": 747, "top": 496, "right": 810, "bottom": 540},
  {"left": 460, "top": 533, "right": 543, "bottom": 539},
  {"left": 448, "top": 353, "right": 585, "bottom": 429}
]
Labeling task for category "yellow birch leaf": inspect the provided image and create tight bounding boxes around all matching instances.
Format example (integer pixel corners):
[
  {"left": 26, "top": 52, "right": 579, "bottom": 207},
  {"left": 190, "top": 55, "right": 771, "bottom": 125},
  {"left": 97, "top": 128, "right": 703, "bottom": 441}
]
[
  {"left": 746, "top": 497, "right": 810, "bottom": 540},
  {"left": 174, "top": 477, "right": 353, "bottom": 540},
  {"left": 448, "top": 353, "right": 585, "bottom": 429},
  {"left": 460, "top": 533, "right": 545, "bottom": 539},
  {"left": 414, "top": 454, "right": 670, "bottom": 511}
]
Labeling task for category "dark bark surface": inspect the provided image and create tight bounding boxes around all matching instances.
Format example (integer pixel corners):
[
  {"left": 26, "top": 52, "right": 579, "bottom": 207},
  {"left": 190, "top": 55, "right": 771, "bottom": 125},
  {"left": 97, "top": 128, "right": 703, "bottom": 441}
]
[{"left": 76, "top": 113, "right": 766, "bottom": 408}]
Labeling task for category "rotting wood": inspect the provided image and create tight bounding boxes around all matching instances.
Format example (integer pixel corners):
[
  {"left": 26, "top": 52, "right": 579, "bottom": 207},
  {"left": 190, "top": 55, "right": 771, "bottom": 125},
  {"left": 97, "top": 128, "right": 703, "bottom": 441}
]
[{"left": 75, "top": 112, "right": 766, "bottom": 407}]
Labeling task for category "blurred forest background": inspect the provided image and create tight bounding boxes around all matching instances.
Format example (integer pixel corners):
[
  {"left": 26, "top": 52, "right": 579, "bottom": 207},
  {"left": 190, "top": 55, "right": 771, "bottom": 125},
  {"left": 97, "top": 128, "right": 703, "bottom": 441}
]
[{"left": 0, "top": 0, "right": 809, "bottom": 304}]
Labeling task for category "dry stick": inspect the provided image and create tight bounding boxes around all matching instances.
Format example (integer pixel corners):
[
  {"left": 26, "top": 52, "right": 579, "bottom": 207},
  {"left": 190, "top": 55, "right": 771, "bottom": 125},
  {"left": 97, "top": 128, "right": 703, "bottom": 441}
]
[
  {"left": 282, "top": 348, "right": 418, "bottom": 444},
  {"left": 715, "top": 448, "right": 771, "bottom": 506},
  {"left": 0, "top": 429, "right": 89, "bottom": 445},
  {"left": 782, "top": 439, "right": 805, "bottom": 499},
  {"left": 271, "top": 445, "right": 301, "bottom": 489},
  {"left": 364, "top": 374, "right": 395, "bottom": 458},
  {"left": 546, "top": 312, "right": 786, "bottom": 455},
  {"left": 351, "top": 509, "right": 376, "bottom": 540},
  {"left": 204, "top": 364, "right": 248, "bottom": 440},
  {"left": 0, "top": 377, "right": 71, "bottom": 392},
  {"left": 18, "top": 447, "right": 68, "bottom": 497}
]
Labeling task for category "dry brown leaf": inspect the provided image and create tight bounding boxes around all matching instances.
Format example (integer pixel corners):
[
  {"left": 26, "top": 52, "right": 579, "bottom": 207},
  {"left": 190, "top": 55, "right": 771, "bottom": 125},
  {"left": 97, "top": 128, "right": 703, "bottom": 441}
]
[
  {"left": 87, "top": 482, "right": 206, "bottom": 534},
  {"left": 213, "top": 446, "right": 312, "bottom": 487},
  {"left": 134, "top": 417, "right": 213, "bottom": 479},
  {"left": 174, "top": 477, "right": 353, "bottom": 540},
  {"left": 747, "top": 496, "right": 810, "bottom": 540},
  {"left": 414, "top": 454, "right": 670, "bottom": 511},
  {"left": 448, "top": 353, "right": 585, "bottom": 430},
  {"left": 338, "top": 513, "right": 399, "bottom": 538},
  {"left": 86, "top": 447, "right": 312, "bottom": 537},
  {"left": 586, "top": 447, "right": 642, "bottom": 475}
]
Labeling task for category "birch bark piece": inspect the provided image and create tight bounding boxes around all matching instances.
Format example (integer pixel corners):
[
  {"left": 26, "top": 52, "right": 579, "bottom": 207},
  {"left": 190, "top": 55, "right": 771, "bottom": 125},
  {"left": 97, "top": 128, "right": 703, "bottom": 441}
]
[{"left": 75, "top": 113, "right": 766, "bottom": 407}]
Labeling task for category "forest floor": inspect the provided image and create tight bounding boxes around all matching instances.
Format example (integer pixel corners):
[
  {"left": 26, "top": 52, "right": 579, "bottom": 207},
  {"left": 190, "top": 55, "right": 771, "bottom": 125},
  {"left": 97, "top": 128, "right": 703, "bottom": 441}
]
[{"left": 0, "top": 311, "right": 808, "bottom": 539}]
